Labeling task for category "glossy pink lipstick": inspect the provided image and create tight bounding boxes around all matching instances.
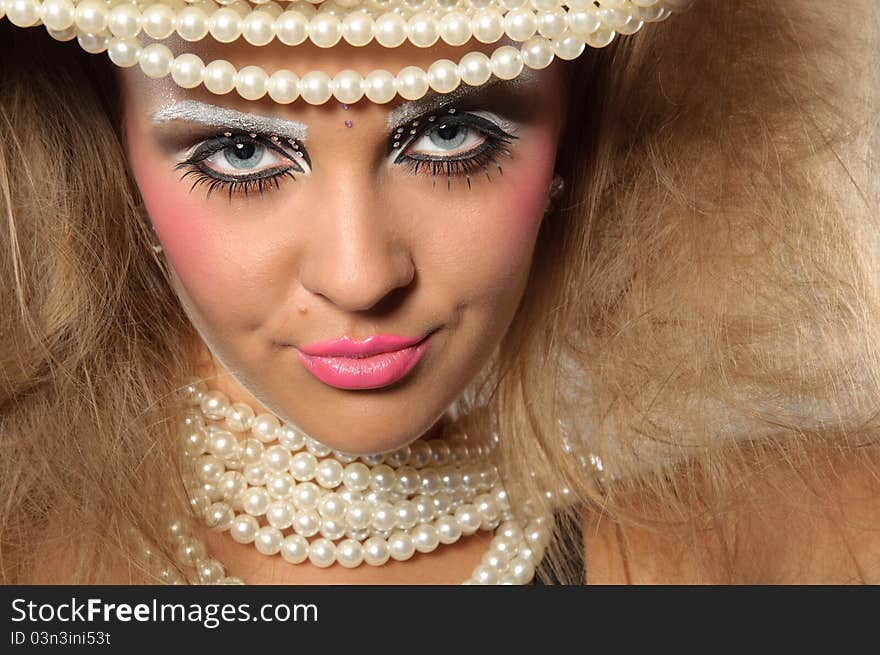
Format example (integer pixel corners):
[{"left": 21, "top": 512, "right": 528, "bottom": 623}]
[{"left": 296, "top": 332, "right": 433, "bottom": 390}]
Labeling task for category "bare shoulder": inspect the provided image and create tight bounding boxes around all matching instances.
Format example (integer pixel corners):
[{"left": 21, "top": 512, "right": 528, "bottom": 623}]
[{"left": 580, "top": 448, "right": 880, "bottom": 584}]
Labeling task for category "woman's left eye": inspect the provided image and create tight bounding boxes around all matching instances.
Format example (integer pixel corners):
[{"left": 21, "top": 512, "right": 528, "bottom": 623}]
[{"left": 392, "top": 112, "right": 519, "bottom": 189}]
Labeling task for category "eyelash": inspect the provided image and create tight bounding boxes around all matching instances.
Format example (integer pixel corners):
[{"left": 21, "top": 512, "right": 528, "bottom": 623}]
[
  {"left": 174, "top": 111, "right": 518, "bottom": 202},
  {"left": 174, "top": 133, "right": 304, "bottom": 202},
  {"left": 391, "top": 112, "right": 517, "bottom": 191}
]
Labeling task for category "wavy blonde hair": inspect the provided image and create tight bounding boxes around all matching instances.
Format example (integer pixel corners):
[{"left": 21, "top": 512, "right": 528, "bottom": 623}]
[{"left": 1, "top": 0, "right": 878, "bottom": 584}]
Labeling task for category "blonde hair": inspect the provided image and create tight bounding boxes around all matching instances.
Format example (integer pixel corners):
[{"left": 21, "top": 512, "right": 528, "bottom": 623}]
[{"left": 1, "top": 0, "right": 878, "bottom": 584}]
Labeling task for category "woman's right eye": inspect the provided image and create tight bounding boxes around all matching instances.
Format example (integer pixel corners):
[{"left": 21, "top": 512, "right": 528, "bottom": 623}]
[{"left": 174, "top": 133, "right": 308, "bottom": 201}]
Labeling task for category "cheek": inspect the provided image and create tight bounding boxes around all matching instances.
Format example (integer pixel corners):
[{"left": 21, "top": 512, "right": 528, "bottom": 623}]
[{"left": 125, "top": 121, "right": 263, "bottom": 322}]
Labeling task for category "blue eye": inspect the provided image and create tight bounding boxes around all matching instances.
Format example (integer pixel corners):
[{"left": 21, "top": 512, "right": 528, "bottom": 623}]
[
  {"left": 174, "top": 133, "right": 306, "bottom": 201},
  {"left": 427, "top": 124, "right": 468, "bottom": 150},
  {"left": 224, "top": 141, "right": 264, "bottom": 169},
  {"left": 393, "top": 112, "right": 519, "bottom": 190}
]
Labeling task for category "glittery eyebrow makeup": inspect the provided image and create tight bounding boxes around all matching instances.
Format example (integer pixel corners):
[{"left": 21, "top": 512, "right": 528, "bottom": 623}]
[
  {"left": 150, "top": 99, "right": 308, "bottom": 143},
  {"left": 385, "top": 68, "right": 540, "bottom": 133}
]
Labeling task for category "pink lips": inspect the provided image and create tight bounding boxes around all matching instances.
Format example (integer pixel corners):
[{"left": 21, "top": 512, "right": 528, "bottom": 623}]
[{"left": 296, "top": 332, "right": 434, "bottom": 390}]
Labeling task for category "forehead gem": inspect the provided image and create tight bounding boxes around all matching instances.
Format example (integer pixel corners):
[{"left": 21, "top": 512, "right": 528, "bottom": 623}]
[
  {"left": 342, "top": 103, "right": 350, "bottom": 110},
  {"left": 344, "top": 119, "right": 353, "bottom": 128}
]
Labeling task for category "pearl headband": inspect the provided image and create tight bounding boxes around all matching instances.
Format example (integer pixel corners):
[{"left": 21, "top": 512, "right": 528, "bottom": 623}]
[{"left": 2, "top": 0, "right": 694, "bottom": 104}]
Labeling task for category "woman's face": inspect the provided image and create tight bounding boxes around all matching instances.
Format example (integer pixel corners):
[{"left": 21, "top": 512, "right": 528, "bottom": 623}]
[{"left": 119, "top": 36, "right": 568, "bottom": 454}]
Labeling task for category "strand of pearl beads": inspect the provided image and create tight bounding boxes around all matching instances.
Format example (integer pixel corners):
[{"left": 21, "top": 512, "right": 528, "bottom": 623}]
[
  {"left": 179, "top": 379, "right": 524, "bottom": 569},
  {"left": 0, "top": 0, "right": 691, "bottom": 103},
  {"left": 151, "top": 507, "right": 552, "bottom": 584}
]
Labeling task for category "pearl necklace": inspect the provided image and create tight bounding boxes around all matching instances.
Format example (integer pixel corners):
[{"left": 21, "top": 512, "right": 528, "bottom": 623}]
[
  {"left": 2, "top": 0, "right": 692, "bottom": 104},
  {"left": 161, "top": 378, "right": 553, "bottom": 584}
]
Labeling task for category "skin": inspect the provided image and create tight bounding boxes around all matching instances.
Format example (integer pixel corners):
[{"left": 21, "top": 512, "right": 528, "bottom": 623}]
[{"left": 118, "top": 37, "right": 569, "bottom": 582}]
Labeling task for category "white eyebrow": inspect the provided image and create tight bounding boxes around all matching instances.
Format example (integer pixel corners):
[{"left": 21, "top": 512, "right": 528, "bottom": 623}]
[
  {"left": 150, "top": 99, "right": 307, "bottom": 142},
  {"left": 385, "top": 67, "right": 538, "bottom": 132}
]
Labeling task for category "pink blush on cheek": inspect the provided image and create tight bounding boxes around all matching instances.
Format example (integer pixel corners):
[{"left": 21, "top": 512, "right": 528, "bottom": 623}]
[{"left": 125, "top": 123, "right": 231, "bottom": 288}]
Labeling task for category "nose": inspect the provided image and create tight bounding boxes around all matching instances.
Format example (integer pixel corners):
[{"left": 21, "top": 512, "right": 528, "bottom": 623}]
[{"left": 298, "top": 175, "right": 415, "bottom": 313}]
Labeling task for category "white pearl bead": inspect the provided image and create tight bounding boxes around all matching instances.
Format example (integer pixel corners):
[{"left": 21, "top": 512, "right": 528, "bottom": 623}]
[
  {"left": 264, "top": 445, "right": 292, "bottom": 472},
  {"left": 177, "top": 6, "right": 209, "bottom": 41},
  {"left": 471, "top": 9, "right": 504, "bottom": 43},
  {"left": 209, "top": 7, "right": 243, "bottom": 43},
  {"left": 290, "top": 451, "right": 318, "bottom": 481},
  {"left": 243, "top": 463, "right": 268, "bottom": 486},
  {"left": 490, "top": 45, "right": 524, "bottom": 80},
  {"left": 197, "top": 559, "right": 226, "bottom": 583},
  {"left": 266, "top": 472, "right": 293, "bottom": 499},
  {"left": 308, "top": 538, "right": 337, "bottom": 567},
  {"left": 374, "top": 12, "right": 406, "bottom": 47},
  {"left": 336, "top": 539, "right": 364, "bottom": 568},
  {"left": 342, "top": 11, "right": 374, "bottom": 46},
  {"left": 7, "top": 0, "right": 40, "bottom": 27},
  {"left": 332, "top": 69, "right": 364, "bottom": 104},
  {"left": 369, "top": 464, "right": 395, "bottom": 492},
  {"left": 275, "top": 9, "right": 308, "bottom": 44},
  {"left": 266, "top": 500, "right": 294, "bottom": 528},
  {"left": 317, "top": 493, "right": 347, "bottom": 520},
  {"left": 371, "top": 502, "right": 397, "bottom": 531},
  {"left": 107, "top": 37, "right": 141, "bottom": 68},
  {"left": 412, "top": 523, "right": 440, "bottom": 553},
  {"left": 251, "top": 413, "right": 280, "bottom": 442},
  {"left": 504, "top": 7, "right": 537, "bottom": 40},
  {"left": 200, "top": 390, "right": 229, "bottom": 420},
  {"left": 454, "top": 503, "right": 482, "bottom": 535},
  {"left": 292, "top": 481, "right": 321, "bottom": 509},
  {"left": 309, "top": 13, "right": 342, "bottom": 47},
  {"left": 241, "top": 438, "right": 264, "bottom": 465},
  {"left": 458, "top": 51, "right": 492, "bottom": 86},
  {"left": 343, "top": 462, "right": 371, "bottom": 491},
  {"left": 299, "top": 70, "right": 333, "bottom": 105},
  {"left": 553, "top": 31, "right": 586, "bottom": 60},
  {"left": 395, "top": 65, "right": 428, "bottom": 101},
  {"left": 42, "top": 0, "right": 75, "bottom": 31},
  {"left": 363, "top": 69, "right": 396, "bottom": 104},
  {"left": 344, "top": 500, "right": 373, "bottom": 529},
  {"left": 363, "top": 537, "right": 390, "bottom": 566},
  {"left": 196, "top": 454, "right": 224, "bottom": 483},
  {"left": 407, "top": 12, "right": 438, "bottom": 47},
  {"left": 242, "top": 487, "right": 270, "bottom": 516},
  {"left": 387, "top": 531, "right": 415, "bottom": 561},
  {"left": 521, "top": 35, "right": 555, "bottom": 69},
  {"left": 142, "top": 3, "right": 176, "bottom": 39},
  {"left": 207, "top": 429, "right": 237, "bottom": 459},
  {"left": 243, "top": 9, "right": 275, "bottom": 45},
  {"left": 472, "top": 564, "right": 499, "bottom": 585},
  {"left": 275, "top": 423, "right": 305, "bottom": 450},
  {"left": 266, "top": 69, "right": 300, "bottom": 104},
  {"left": 435, "top": 515, "right": 462, "bottom": 544},
  {"left": 427, "top": 58, "right": 460, "bottom": 94},
  {"left": 293, "top": 509, "right": 321, "bottom": 536},
  {"left": 219, "top": 471, "right": 246, "bottom": 501},
  {"left": 224, "top": 402, "right": 255, "bottom": 432},
  {"left": 204, "top": 501, "right": 234, "bottom": 530},
  {"left": 230, "top": 514, "right": 259, "bottom": 543},
  {"left": 586, "top": 27, "right": 616, "bottom": 48},
  {"left": 171, "top": 53, "right": 205, "bottom": 90},
  {"left": 74, "top": 0, "right": 108, "bottom": 33},
  {"left": 254, "top": 526, "right": 283, "bottom": 555},
  {"left": 508, "top": 556, "right": 535, "bottom": 584},
  {"left": 281, "top": 534, "right": 309, "bottom": 564},
  {"left": 567, "top": 9, "right": 600, "bottom": 36},
  {"left": 439, "top": 11, "right": 470, "bottom": 46}
]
